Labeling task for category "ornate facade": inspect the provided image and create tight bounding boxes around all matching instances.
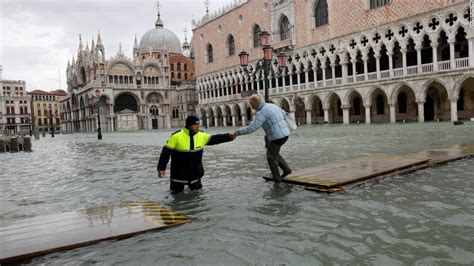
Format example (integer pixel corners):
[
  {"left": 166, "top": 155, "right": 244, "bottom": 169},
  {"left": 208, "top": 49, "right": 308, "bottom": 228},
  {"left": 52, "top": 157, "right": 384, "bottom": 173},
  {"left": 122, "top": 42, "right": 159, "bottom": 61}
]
[
  {"left": 60, "top": 6, "right": 197, "bottom": 133},
  {"left": 193, "top": 0, "right": 473, "bottom": 126}
]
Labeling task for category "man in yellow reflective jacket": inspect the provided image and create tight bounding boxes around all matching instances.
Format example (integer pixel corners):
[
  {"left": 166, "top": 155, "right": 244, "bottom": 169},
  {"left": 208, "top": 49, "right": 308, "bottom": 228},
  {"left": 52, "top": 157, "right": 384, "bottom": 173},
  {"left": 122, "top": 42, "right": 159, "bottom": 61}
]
[{"left": 157, "top": 115, "right": 234, "bottom": 193}]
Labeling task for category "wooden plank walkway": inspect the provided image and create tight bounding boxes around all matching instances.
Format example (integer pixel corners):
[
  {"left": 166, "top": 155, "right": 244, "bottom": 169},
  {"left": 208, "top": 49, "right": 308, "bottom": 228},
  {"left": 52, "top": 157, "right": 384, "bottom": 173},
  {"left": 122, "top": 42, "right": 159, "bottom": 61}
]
[
  {"left": 0, "top": 200, "right": 188, "bottom": 263},
  {"left": 264, "top": 143, "right": 474, "bottom": 193}
]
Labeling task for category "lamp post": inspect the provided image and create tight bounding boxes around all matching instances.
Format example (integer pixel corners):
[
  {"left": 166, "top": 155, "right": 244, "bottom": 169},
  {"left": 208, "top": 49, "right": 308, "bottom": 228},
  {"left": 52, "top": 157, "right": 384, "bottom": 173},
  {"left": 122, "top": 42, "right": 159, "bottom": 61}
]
[
  {"left": 89, "top": 90, "right": 108, "bottom": 140},
  {"left": 26, "top": 117, "right": 32, "bottom": 136},
  {"left": 49, "top": 108, "right": 55, "bottom": 137},
  {"left": 239, "top": 30, "right": 288, "bottom": 103}
]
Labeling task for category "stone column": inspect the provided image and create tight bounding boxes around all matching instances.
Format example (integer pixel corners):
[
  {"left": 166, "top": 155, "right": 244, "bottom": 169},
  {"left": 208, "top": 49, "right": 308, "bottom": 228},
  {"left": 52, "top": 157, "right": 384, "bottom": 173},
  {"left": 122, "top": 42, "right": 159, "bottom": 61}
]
[
  {"left": 223, "top": 116, "right": 227, "bottom": 127},
  {"left": 387, "top": 50, "right": 394, "bottom": 77},
  {"left": 214, "top": 117, "right": 219, "bottom": 127},
  {"left": 364, "top": 104, "right": 371, "bottom": 124},
  {"left": 469, "top": 36, "right": 474, "bottom": 67},
  {"left": 304, "top": 70, "right": 309, "bottom": 89},
  {"left": 389, "top": 104, "right": 396, "bottom": 123},
  {"left": 306, "top": 109, "right": 312, "bottom": 125},
  {"left": 206, "top": 117, "right": 210, "bottom": 128},
  {"left": 296, "top": 71, "right": 301, "bottom": 90},
  {"left": 341, "top": 61, "right": 348, "bottom": 84},
  {"left": 416, "top": 44, "right": 422, "bottom": 73},
  {"left": 313, "top": 66, "right": 318, "bottom": 88},
  {"left": 331, "top": 63, "right": 336, "bottom": 83},
  {"left": 401, "top": 47, "right": 408, "bottom": 76},
  {"left": 321, "top": 62, "right": 327, "bottom": 86},
  {"left": 374, "top": 50, "right": 381, "bottom": 79},
  {"left": 362, "top": 54, "right": 369, "bottom": 81},
  {"left": 450, "top": 98, "right": 458, "bottom": 122},
  {"left": 241, "top": 114, "right": 247, "bottom": 126},
  {"left": 342, "top": 105, "right": 350, "bottom": 124},
  {"left": 231, "top": 114, "right": 236, "bottom": 126},
  {"left": 449, "top": 38, "right": 455, "bottom": 69},
  {"left": 432, "top": 41, "right": 439, "bottom": 71},
  {"left": 323, "top": 108, "right": 329, "bottom": 123},
  {"left": 275, "top": 76, "right": 280, "bottom": 91},
  {"left": 351, "top": 59, "right": 357, "bottom": 79},
  {"left": 417, "top": 101, "right": 425, "bottom": 122}
]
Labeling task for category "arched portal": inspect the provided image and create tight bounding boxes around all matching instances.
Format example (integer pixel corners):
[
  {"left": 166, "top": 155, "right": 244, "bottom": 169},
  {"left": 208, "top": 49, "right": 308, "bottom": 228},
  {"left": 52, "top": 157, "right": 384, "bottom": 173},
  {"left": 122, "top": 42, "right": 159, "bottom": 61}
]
[
  {"left": 347, "top": 91, "right": 365, "bottom": 123},
  {"left": 234, "top": 105, "right": 242, "bottom": 126},
  {"left": 424, "top": 82, "right": 449, "bottom": 121},
  {"left": 280, "top": 98, "right": 290, "bottom": 113},
  {"left": 311, "top": 96, "right": 324, "bottom": 124},
  {"left": 294, "top": 97, "right": 306, "bottom": 125},
  {"left": 328, "top": 94, "right": 342, "bottom": 123},
  {"left": 457, "top": 77, "right": 474, "bottom": 120},
  {"left": 224, "top": 106, "right": 232, "bottom": 126},
  {"left": 114, "top": 93, "right": 139, "bottom": 113},
  {"left": 369, "top": 88, "right": 389, "bottom": 123},
  {"left": 394, "top": 85, "right": 417, "bottom": 122}
]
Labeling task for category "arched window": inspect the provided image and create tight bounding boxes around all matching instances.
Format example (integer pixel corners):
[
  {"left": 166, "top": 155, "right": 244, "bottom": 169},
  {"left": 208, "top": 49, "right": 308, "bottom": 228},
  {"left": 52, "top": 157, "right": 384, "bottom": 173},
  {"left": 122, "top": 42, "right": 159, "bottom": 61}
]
[
  {"left": 253, "top": 25, "right": 261, "bottom": 48},
  {"left": 314, "top": 0, "right": 328, "bottom": 27},
  {"left": 227, "top": 35, "right": 235, "bottom": 56},
  {"left": 177, "top": 63, "right": 181, "bottom": 71},
  {"left": 279, "top": 16, "right": 291, "bottom": 41},
  {"left": 207, "top": 43, "right": 214, "bottom": 63}
]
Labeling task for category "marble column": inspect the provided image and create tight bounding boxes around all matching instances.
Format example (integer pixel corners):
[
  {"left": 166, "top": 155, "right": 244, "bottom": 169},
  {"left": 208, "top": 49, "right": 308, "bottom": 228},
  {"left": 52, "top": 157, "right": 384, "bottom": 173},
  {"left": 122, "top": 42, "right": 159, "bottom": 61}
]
[
  {"left": 389, "top": 104, "right": 396, "bottom": 123},
  {"left": 342, "top": 105, "right": 350, "bottom": 124},
  {"left": 450, "top": 99, "right": 458, "bottom": 122},
  {"left": 306, "top": 109, "right": 312, "bottom": 125},
  {"left": 417, "top": 102, "right": 425, "bottom": 122},
  {"left": 323, "top": 108, "right": 329, "bottom": 123},
  {"left": 364, "top": 104, "right": 371, "bottom": 124}
]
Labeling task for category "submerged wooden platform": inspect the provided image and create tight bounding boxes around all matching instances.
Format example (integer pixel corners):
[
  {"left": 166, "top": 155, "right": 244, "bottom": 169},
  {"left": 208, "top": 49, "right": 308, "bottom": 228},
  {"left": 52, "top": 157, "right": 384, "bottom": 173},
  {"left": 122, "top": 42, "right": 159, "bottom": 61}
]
[
  {"left": 0, "top": 200, "right": 188, "bottom": 263},
  {"left": 264, "top": 143, "right": 474, "bottom": 193}
]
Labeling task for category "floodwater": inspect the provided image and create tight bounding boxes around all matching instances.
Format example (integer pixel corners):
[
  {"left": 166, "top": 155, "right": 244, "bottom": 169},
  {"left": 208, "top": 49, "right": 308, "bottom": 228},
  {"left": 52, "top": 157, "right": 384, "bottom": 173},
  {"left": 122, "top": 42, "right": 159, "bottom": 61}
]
[{"left": 1, "top": 122, "right": 474, "bottom": 265}]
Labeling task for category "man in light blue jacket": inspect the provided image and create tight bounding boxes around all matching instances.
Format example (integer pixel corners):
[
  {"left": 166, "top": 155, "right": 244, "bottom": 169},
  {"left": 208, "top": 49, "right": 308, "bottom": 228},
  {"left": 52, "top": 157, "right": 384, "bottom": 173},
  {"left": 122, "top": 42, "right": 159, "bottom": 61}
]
[{"left": 232, "top": 95, "right": 292, "bottom": 182}]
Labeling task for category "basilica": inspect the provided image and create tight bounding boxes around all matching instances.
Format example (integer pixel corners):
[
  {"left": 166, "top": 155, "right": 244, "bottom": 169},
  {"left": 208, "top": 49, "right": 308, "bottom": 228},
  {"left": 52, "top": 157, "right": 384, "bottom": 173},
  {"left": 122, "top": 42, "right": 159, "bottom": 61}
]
[{"left": 60, "top": 7, "right": 197, "bottom": 132}]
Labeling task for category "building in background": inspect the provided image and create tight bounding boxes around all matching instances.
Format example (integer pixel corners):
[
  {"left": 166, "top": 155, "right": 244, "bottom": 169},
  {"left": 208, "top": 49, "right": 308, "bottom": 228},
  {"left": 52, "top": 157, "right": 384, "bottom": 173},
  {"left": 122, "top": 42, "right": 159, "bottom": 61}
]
[
  {"left": 193, "top": 0, "right": 473, "bottom": 126},
  {"left": 60, "top": 4, "right": 198, "bottom": 133},
  {"left": 0, "top": 68, "right": 31, "bottom": 134},
  {"left": 29, "top": 89, "right": 68, "bottom": 133}
]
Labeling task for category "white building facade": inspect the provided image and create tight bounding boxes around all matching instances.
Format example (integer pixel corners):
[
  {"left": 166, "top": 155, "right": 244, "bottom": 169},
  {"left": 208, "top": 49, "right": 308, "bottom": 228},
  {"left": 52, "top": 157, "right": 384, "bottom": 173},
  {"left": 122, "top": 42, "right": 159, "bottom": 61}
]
[
  {"left": 60, "top": 6, "right": 197, "bottom": 133},
  {"left": 193, "top": 0, "right": 473, "bottom": 126}
]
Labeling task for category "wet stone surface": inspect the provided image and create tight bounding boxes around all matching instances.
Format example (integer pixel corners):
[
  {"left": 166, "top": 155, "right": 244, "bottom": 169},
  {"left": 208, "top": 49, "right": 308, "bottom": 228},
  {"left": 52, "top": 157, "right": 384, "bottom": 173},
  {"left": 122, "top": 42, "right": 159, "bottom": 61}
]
[{"left": 1, "top": 122, "right": 474, "bottom": 264}]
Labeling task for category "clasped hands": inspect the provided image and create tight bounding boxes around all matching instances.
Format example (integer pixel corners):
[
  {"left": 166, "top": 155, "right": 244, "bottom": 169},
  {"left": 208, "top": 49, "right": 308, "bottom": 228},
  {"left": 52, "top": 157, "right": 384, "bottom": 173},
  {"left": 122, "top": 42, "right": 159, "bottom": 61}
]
[{"left": 229, "top": 132, "right": 237, "bottom": 140}]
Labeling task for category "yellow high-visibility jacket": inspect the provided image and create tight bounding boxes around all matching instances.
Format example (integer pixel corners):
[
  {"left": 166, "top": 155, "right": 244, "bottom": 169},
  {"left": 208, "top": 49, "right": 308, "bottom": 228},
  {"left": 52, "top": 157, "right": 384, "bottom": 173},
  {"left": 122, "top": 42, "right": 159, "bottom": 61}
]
[{"left": 157, "top": 128, "right": 232, "bottom": 183}]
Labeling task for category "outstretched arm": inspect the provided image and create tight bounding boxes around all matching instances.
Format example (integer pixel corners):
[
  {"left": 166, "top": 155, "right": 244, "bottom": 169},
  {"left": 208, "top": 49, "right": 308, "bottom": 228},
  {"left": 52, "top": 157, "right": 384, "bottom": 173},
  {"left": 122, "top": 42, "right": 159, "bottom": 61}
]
[
  {"left": 207, "top": 133, "right": 234, "bottom": 146},
  {"left": 234, "top": 112, "right": 264, "bottom": 137}
]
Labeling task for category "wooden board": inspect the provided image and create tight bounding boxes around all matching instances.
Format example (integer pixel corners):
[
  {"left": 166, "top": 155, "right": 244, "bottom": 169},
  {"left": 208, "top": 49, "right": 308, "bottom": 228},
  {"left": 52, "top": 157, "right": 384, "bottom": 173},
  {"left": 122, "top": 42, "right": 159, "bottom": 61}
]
[
  {"left": 264, "top": 156, "right": 430, "bottom": 188},
  {"left": 0, "top": 200, "right": 188, "bottom": 263},
  {"left": 264, "top": 143, "right": 474, "bottom": 192}
]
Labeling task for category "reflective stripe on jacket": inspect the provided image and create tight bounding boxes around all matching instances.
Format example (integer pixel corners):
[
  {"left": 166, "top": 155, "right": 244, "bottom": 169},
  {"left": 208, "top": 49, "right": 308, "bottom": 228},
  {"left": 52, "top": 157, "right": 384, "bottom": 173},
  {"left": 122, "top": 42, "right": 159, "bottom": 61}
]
[{"left": 157, "top": 128, "right": 232, "bottom": 183}]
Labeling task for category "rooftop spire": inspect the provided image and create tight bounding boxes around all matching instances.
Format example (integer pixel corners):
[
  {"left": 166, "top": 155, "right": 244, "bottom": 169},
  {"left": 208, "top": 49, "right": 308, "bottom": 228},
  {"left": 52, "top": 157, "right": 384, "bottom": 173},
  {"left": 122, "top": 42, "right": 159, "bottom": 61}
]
[
  {"left": 205, "top": 0, "right": 210, "bottom": 15},
  {"left": 96, "top": 30, "right": 103, "bottom": 47},
  {"left": 155, "top": 1, "right": 164, "bottom": 27},
  {"left": 79, "top": 34, "right": 83, "bottom": 50},
  {"left": 134, "top": 34, "right": 139, "bottom": 49}
]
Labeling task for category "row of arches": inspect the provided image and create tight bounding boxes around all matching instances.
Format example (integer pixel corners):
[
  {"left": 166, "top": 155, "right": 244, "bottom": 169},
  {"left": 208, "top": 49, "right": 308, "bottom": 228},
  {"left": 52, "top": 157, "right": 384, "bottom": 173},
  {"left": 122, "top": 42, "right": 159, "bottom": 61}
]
[
  {"left": 198, "top": 77, "right": 474, "bottom": 126},
  {"left": 199, "top": 24, "right": 470, "bottom": 100}
]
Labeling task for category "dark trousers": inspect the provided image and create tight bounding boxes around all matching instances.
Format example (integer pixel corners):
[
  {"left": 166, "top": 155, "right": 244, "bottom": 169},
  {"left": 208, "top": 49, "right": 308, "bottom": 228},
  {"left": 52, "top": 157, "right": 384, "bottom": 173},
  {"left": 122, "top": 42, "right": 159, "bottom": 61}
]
[
  {"left": 170, "top": 179, "right": 203, "bottom": 193},
  {"left": 266, "top": 136, "right": 291, "bottom": 182}
]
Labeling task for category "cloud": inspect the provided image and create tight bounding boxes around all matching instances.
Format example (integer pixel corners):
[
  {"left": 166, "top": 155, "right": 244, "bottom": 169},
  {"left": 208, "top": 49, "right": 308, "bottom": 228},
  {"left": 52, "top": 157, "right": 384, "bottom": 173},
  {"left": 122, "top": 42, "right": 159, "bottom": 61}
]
[{"left": 1, "top": 0, "right": 235, "bottom": 91}]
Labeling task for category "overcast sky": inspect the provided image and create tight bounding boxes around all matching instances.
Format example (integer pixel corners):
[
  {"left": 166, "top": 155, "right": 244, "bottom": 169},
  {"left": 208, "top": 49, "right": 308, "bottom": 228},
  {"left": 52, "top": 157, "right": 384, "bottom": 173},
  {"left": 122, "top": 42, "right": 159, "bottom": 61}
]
[{"left": 1, "top": 0, "right": 234, "bottom": 91}]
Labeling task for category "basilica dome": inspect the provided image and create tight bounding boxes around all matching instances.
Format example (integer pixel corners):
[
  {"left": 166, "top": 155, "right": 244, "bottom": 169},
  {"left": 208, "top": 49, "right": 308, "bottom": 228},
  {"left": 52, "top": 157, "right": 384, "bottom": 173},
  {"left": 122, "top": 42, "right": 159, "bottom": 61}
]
[{"left": 139, "top": 14, "right": 182, "bottom": 54}]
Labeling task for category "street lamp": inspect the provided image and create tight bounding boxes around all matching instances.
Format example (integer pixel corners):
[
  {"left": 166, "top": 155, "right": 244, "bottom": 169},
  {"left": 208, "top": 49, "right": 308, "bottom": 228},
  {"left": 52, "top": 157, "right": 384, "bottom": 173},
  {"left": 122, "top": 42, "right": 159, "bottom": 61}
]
[
  {"left": 239, "top": 30, "right": 288, "bottom": 103},
  {"left": 49, "top": 108, "right": 55, "bottom": 137},
  {"left": 89, "top": 90, "right": 109, "bottom": 140}
]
